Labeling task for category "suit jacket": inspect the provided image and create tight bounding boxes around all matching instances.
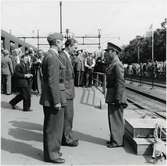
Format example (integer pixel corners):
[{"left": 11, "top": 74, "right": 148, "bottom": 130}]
[
  {"left": 40, "top": 49, "right": 66, "bottom": 107},
  {"left": 1, "top": 55, "right": 13, "bottom": 75},
  {"left": 60, "top": 51, "right": 75, "bottom": 100},
  {"left": 73, "top": 56, "right": 82, "bottom": 72},
  {"left": 14, "top": 62, "right": 31, "bottom": 87},
  {"left": 105, "top": 56, "right": 127, "bottom": 105},
  {"left": 78, "top": 55, "right": 85, "bottom": 72}
]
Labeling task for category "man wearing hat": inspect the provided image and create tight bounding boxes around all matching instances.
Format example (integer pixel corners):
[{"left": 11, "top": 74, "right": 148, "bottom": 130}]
[
  {"left": 104, "top": 42, "right": 127, "bottom": 148},
  {"left": 1, "top": 49, "right": 14, "bottom": 95},
  {"left": 39, "top": 32, "right": 66, "bottom": 163}
]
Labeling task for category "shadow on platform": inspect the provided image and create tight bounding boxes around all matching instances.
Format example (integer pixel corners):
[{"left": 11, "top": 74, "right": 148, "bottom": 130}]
[
  {"left": 9, "top": 120, "right": 43, "bottom": 131},
  {"left": 1, "top": 101, "right": 22, "bottom": 111},
  {"left": 1, "top": 101, "right": 12, "bottom": 109},
  {"left": 1, "top": 137, "right": 43, "bottom": 161},
  {"left": 74, "top": 131, "right": 106, "bottom": 146},
  {"left": 8, "top": 127, "right": 42, "bottom": 142},
  {"left": 80, "top": 87, "right": 96, "bottom": 107}
]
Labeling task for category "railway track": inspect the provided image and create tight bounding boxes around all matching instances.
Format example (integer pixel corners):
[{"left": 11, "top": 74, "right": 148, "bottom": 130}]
[
  {"left": 126, "top": 89, "right": 166, "bottom": 119},
  {"left": 126, "top": 85, "right": 166, "bottom": 104}
]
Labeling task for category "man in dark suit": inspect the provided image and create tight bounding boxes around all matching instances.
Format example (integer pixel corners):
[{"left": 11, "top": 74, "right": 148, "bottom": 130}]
[
  {"left": 60, "top": 38, "right": 79, "bottom": 147},
  {"left": 9, "top": 54, "right": 33, "bottom": 111},
  {"left": 104, "top": 42, "right": 127, "bottom": 148},
  {"left": 1, "top": 49, "right": 13, "bottom": 95},
  {"left": 39, "top": 32, "right": 66, "bottom": 164}
]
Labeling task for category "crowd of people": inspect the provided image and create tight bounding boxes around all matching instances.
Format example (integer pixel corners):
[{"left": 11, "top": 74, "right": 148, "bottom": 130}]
[
  {"left": 124, "top": 61, "right": 166, "bottom": 81},
  {"left": 1, "top": 43, "right": 106, "bottom": 97},
  {"left": 72, "top": 49, "right": 105, "bottom": 87},
  {"left": 1, "top": 46, "right": 44, "bottom": 96}
]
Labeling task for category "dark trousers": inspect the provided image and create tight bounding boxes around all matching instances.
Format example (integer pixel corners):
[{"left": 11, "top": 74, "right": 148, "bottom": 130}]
[
  {"left": 9, "top": 87, "right": 31, "bottom": 111},
  {"left": 79, "top": 71, "right": 84, "bottom": 86},
  {"left": 74, "top": 71, "right": 80, "bottom": 86},
  {"left": 62, "top": 99, "right": 77, "bottom": 143},
  {"left": 85, "top": 68, "right": 93, "bottom": 87},
  {"left": 43, "top": 106, "right": 64, "bottom": 160},
  {"left": 108, "top": 104, "right": 124, "bottom": 145}
]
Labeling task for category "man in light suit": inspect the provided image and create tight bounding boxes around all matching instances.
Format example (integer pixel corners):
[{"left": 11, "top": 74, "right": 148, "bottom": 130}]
[
  {"left": 84, "top": 53, "right": 95, "bottom": 87},
  {"left": 60, "top": 38, "right": 79, "bottom": 147},
  {"left": 1, "top": 49, "right": 13, "bottom": 95},
  {"left": 104, "top": 42, "right": 127, "bottom": 148},
  {"left": 39, "top": 32, "right": 66, "bottom": 164}
]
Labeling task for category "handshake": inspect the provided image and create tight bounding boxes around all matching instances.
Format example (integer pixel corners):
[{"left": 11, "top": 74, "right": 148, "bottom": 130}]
[{"left": 24, "top": 73, "right": 33, "bottom": 78}]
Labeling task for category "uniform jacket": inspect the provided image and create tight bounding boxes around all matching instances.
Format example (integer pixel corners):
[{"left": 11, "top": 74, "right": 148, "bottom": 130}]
[
  {"left": 1, "top": 55, "right": 13, "bottom": 75},
  {"left": 40, "top": 49, "right": 66, "bottom": 107},
  {"left": 105, "top": 56, "right": 127, "bottom": 106},
  {"left": 60, "top": 51, "right": 75, "bottom": 100},
  {"left": 14, "top": 62, "right": 31, "bottom": 87}
]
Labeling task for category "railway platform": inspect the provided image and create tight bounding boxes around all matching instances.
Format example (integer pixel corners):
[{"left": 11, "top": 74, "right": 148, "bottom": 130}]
[
  {"left": 1, "top": 87, "right": 166, "bottom": 165},
  {"left": 125, "top": 80, "right": 166, "bottom": 103}
]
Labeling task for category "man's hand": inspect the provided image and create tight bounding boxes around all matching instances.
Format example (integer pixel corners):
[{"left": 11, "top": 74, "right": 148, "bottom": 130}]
[
  {"left": 115, "top": 100, "right": 120, "bottom": 108},
  {"left": 54, "top": 103, "right": 61, "bottom": 110},
  {"left": 25, "top": 74, "right": 33, "bottom": 78}
]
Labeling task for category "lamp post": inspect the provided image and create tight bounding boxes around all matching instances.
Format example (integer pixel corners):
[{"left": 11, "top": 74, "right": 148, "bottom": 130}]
[
  {"left": 161, "top": 18, "right": 167, "bottom": 63},
  {"left": 66, "top": 28, "right": 69, "bottom": 39},
  {"left": 60, "top": 1, "right": 62, "bottom": 34},
  {"left": 161, "top": 18, "right": 167, "bottom": 82},
  {"left": 37, "top": 29, "right": 39, "bottom": 55},
  {"left": 136, "top": 36, "right": 143, "bottom": 86},
  {"left": 98, "top": 29, "right": 101, "bottom": 50}
]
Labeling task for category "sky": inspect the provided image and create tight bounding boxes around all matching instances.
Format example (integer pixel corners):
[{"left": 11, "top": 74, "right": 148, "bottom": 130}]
[{"left": 1, "top": 0, "right": 167, "bottom": 51}]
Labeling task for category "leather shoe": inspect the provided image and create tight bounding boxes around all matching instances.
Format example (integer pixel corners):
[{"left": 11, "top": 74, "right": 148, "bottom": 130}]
[
  {"left": 45, "top": 158, "right": 65, "bottom": 163},
  {"left": 58, "top": 152, "right": 62, "bottom": 157},
  {"left": 6, "top": 93, "right": 11, "bottom": 95},
  {"left": 106, "top": 141, "right": 113, "bottom": 145},
  {"left": 23, "top": 109, "right": 33, "bottom": 112},
  {"left": 9, "top": 102, "right": 16, "bottom": 109},
  {"left": 107, "top": 142, "right": 123, "bottom": 148},
  {"left": 62, "top": 140, "right": 78, "bottom": 147}
]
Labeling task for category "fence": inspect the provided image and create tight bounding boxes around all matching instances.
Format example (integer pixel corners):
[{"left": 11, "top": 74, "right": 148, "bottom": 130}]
[
  {"left": 92, "top": 72, "right": 106, "bottom": 95},
  {"left": 125, "top": 69, "right": 166, "bottom": 88}
]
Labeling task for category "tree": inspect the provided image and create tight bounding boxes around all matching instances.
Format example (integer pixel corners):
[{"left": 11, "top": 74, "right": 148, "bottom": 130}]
[{"left": 121, "top": 20, "right": 166, "bottom": 64}]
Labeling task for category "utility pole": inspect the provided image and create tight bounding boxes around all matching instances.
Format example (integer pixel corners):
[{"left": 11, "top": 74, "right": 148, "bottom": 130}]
[
  {"left": 60, "top": 1, "right": 62, "bottom": 34},
  {"left": 151, "top": 29, "right": 154, "bottom": 63},
  {"left": 98, "top": 29, "right": 101, "bottom": 50},
  {"left": 136, "top": 36, "right": 143, "bottom": 86},
  {"left": 37, "top": 30, "right": 39, "bottom": 55},
  {"left": 66, "top": 28, "right": 69, "bottom": 39}
]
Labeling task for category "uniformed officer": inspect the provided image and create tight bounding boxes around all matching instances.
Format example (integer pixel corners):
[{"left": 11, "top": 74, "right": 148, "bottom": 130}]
[
  {"left": 39, "top": 32, "right": 66, "bottom": 163},
  {"left": 104, "top": 42, "right": 127, "bottom": 148}
]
